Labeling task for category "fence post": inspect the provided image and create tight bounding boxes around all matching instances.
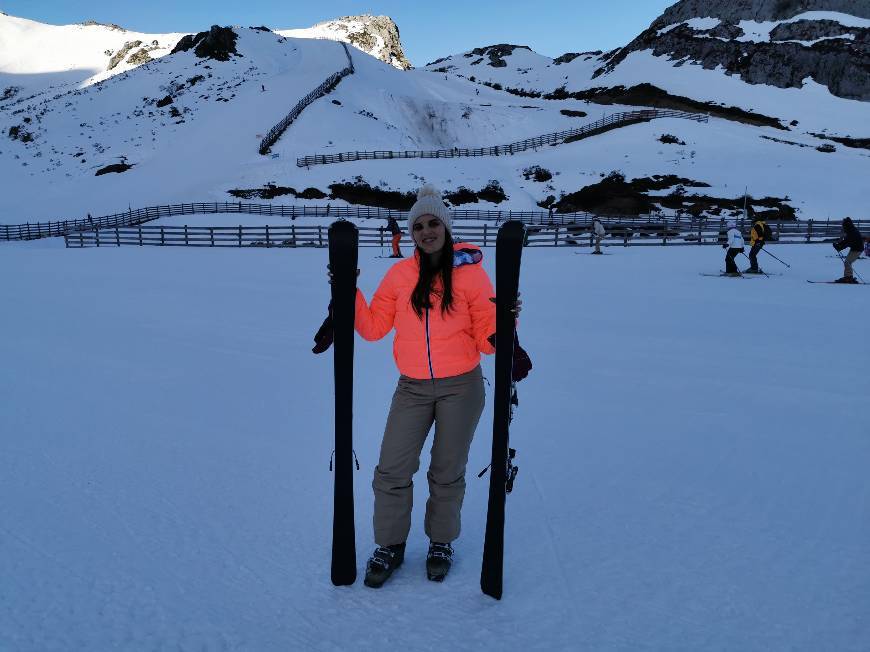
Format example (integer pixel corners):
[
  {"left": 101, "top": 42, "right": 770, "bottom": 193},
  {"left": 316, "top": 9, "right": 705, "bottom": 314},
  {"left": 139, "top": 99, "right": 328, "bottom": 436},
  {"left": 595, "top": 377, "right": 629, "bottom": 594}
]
[
  {"left": 483, "top": 224, "right": 488, "bottom": 247},
  {"left": 95, "top": 226, "right": 101, "bottom": 247},
  {"left": 318, "top": 226, "right": 323, "bottom": 247},
  {"left": 663, "top": 218, "right": 668, "bottom": 245},
  {"left": 161, "top": 226, "right": 165, "bottom": 246},
  {"left": 210, "top": 227, "right": 215, "bottom": 247},
  {"left": 554, "top": 227, "right": 559, "bottom": 246},
  {"left": 115, "top": 226, "right": 120, "bottom": 246},
  {"left": 806, "top": 219, "right": 813, "bottom": 243},
  {"left": 139, "top": 226, "right": 143, "bottom": 246},
  {"left": 239, "top": 225, "right": 243, "bottom": 247},
  {"left": 266, "top": 225, "right": 271, "bottom": 247},
  {"left": 291, "top": 224, "right": 296, "bottom": 246}
]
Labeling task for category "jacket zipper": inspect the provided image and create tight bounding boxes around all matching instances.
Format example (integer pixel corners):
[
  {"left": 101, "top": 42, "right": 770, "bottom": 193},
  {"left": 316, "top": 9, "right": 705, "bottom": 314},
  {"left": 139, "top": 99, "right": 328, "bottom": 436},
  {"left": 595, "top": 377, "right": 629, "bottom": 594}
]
[{"left": 425, "top": 308, "right": 435, "bottom": 379}]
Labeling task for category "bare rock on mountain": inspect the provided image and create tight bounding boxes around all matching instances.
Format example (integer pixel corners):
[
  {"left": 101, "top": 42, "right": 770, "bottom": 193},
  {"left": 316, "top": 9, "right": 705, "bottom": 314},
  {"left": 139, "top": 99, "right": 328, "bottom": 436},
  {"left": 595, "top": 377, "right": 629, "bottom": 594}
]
[
  {"left": 596, "top": 0, "right": 870, "bottom": 101},
  {"left": 464, "top": 44, "right": 532, "bottom": 68},
  {"left": 171, "top": 26, "right": 238, "bottom": 62},
  {"left": 652, "top": 0, "right": 870, "bottom": 25},
  {"left": 306, "top": 15, "right": 411, "bottom": 69},
  {"left": 107, "top": 41, "right": 142, "bottom": 71}
]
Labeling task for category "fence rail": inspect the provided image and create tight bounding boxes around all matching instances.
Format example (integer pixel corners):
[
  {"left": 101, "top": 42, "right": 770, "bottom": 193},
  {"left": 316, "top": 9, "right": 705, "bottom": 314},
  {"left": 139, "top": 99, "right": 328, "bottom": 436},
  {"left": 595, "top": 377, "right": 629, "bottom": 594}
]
[
  {"left": 259, "top": 42, "right": 354, "bottom": 155},
  {"left": 296, "top": 109, "right": 708, "bottom": 167},
  {"left": 63, "top": 218, "right": 864, "bottom": 249},
  {"left": 6, "top": 201, "right": 868, "bottom": 243}
]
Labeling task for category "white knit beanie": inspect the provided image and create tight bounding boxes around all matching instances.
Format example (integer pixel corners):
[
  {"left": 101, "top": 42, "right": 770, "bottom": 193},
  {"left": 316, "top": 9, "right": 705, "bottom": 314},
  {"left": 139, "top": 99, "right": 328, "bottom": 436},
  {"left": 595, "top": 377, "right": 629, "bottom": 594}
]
[{"left": 407, "top": 184, "right": 452, "bottom": 233}]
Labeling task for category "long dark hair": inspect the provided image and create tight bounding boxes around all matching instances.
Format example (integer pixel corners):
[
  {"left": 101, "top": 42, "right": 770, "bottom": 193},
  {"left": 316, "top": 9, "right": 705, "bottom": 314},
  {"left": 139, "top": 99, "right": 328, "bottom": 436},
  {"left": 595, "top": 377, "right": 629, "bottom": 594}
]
[{"left": 411, "top": 231, "right": 454, "bottom": 318}]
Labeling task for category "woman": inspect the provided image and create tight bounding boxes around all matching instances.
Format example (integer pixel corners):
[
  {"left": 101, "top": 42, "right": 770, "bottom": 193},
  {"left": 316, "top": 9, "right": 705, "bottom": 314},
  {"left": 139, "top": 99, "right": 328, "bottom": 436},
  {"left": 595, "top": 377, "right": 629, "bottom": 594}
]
[{"left": 351, "top": 185, "right": 517, "bottom": 588}]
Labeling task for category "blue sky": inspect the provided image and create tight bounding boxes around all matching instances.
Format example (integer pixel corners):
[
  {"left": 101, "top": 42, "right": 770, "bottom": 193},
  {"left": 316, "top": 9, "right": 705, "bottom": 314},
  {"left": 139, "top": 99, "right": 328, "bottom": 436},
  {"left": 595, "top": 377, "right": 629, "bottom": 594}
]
[{"left": 1, "top": 1, "right": 676, "bottom": 66}]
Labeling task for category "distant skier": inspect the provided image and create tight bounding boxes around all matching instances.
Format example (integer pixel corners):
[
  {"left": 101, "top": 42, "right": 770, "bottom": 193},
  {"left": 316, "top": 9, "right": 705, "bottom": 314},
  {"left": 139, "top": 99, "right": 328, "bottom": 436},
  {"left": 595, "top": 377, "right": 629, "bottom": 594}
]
[
  {"left": 319, "top": 185, "right": 528, "bottom": 588},
  {"left": 386, "top": 215, "right": 403, "bottom": 258},
  {"left": 591, "top": 217, "right": 606, "bottom": 254},
  {"left": 833, "top": 217, "right": 863, "bottom": 283},
  {"left": 745, "top": 217, "right": 771, "bottom": 274},
  {"left": 261, "top": 84, "right": 265, "bottom": 92},
  {"left": 723, "top": 220, "right": 744, "bottom": 276}
]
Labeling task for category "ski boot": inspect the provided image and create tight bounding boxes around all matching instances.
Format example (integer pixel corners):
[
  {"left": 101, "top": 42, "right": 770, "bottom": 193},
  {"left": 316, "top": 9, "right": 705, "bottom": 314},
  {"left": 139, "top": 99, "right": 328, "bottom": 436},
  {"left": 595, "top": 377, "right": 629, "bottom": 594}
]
[
  {"left": 363, "top": 543, "right": 405, "bottom": 588},
  {"left": 835, "top": 276, "right": 858, "bottom": 284},
  {"left": 591, "top": 250, "right": 603, "bottom": 255},
  {"left": 743, "top": 268, "right": 762, "bottom": 274},
  {"left": 723, "top": 271, "right": 741, "bottom": 277},
  {"left": 426, "top": 542, "right": 454, "bottom": 582}
]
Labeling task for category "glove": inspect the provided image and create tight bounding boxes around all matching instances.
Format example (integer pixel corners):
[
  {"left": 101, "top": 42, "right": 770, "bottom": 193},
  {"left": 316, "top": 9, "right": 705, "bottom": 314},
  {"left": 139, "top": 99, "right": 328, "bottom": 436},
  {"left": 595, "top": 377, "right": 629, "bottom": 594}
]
[
  {"left": 312, "top": 302, "right": 334, "bottom": 354},
  {"left": 487, "top": 332, "right": 533, "bottom": 382}
]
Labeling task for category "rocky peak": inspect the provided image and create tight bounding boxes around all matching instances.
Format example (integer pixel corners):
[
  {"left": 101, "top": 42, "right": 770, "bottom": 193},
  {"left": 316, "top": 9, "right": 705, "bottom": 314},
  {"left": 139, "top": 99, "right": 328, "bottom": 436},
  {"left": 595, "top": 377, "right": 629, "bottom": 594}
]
[
  {"left": 598, "top": 0, "right": 870, "bottom": 101},
  {"left": 652, "top": 0, "right": 870, "bottom": 26},
  {"left": 463, "top": 44, "right": 532, "bottom": 68},
  {"left": 308, "top": 15, "right": 411, "bottom": 69}
]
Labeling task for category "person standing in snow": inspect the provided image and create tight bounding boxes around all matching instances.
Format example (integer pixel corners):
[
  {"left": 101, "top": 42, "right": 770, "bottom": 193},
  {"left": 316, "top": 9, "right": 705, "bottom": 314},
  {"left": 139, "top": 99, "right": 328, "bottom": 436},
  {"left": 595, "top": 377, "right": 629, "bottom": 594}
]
[
  {"left": 745, "top": 217, "right": 769, "bottom": 274},
  {"left": 723, "top": 220, "right": 745, "bottom": 276},
  {"left": 591, "top": 217, "right": 606, "bottom": 254},
  {"left": 386, "top": 215, "right": 403, "bottom": 258},
  {"left": 324, "top": 185, "right": 529, "bottom": 588},
  {"left": 833, "top": 217, "right": 864, "bottom": 283}
]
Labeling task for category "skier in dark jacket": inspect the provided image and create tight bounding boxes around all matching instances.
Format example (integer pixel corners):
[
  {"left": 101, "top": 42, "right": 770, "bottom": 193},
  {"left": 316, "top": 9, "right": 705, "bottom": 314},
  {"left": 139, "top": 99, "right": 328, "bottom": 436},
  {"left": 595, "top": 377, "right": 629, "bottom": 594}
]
[
  {"left": 745, "top": 218, "right": 768, "bottom": 273},
  {"left": 833, "top": 217, "right": 863, "bottom": 283},
  {"left": 386, "top": 215, "right": 403, "bottom": 258}
]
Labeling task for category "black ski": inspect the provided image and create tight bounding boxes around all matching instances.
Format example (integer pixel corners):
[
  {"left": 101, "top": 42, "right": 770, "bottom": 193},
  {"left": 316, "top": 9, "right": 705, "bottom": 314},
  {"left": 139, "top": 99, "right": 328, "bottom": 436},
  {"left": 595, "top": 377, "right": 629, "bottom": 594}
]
[
  {"left": 328, "top": 220, "right": 358, "bottom": 586},
  {"left": 807, "top": 280, "right": 867, "bottom": 285},
  {"left": 481, "top": 220, "right": 525, "bottom": 600},
  {"left": 699, "top": 273, "right": 750, "bottom": 278}
]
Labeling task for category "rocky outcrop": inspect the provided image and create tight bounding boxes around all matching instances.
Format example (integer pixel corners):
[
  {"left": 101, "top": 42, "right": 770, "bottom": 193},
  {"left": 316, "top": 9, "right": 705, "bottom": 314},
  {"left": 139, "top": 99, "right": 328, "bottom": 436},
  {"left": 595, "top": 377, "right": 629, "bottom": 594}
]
[
  {"left": 596, "top": 0, "right": 870, "bottom": 101},
  {"left": 653, "top": 0, "right": 870, "bottom": 24},
  {"left": 309, "top": 15, "right": 411, "bottom": 69},
  {"left": 171, "top": 26, "right": 238, "bottom": 61},
  {"left": 107, "top": 41, "right": 141, "bottom": 70},
  {"left": 463, "top": 44, "right": 532, "bottom": 68}
]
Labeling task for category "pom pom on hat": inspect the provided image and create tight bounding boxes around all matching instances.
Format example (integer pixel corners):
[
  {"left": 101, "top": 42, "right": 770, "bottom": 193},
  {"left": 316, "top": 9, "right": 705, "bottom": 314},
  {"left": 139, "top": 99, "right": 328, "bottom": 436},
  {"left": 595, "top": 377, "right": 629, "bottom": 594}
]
[{"left": 407, "top": 184, "right": 452, "bottom": 233}]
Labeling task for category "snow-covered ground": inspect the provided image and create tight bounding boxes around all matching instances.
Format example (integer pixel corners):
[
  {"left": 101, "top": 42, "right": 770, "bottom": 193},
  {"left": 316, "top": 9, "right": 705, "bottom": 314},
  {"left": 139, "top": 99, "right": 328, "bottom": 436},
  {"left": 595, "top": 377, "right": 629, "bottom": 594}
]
[{"left": 2, "top": 239, "right": 867, "bottom": 651}]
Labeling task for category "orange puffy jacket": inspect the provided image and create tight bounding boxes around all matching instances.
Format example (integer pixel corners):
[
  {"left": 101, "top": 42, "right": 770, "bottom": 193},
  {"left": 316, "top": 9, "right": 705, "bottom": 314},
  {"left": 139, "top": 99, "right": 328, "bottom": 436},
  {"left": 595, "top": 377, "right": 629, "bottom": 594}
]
[{"left": 355, "top": 243, "right": 496, "bottom": 379}]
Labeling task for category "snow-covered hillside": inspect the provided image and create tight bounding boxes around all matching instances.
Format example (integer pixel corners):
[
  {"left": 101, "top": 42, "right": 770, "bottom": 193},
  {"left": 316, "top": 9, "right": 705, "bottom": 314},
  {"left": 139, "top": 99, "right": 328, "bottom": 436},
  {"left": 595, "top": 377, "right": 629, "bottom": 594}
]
[{"left": 1, "top": 4, "right": 868, "bottom": 225}]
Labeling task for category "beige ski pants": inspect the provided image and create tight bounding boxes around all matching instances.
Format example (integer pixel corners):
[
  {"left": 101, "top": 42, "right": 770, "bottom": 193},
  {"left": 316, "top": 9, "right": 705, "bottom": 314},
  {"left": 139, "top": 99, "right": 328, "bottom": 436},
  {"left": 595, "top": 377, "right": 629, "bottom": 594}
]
[{"left": 373, "top": 366, "right": 485, "bottom": 546}]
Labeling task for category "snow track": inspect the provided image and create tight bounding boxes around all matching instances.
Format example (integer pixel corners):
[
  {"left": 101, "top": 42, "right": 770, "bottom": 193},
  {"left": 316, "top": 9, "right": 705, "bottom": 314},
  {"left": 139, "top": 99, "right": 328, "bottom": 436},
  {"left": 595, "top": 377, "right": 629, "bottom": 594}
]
[{"left": 1, "top": 242, "right": 867, "bottom": 651}]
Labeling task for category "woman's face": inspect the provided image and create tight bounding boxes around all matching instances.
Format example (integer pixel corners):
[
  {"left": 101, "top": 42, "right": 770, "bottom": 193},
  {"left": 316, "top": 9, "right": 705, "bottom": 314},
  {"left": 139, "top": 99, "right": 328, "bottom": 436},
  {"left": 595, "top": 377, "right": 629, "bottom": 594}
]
[{"left": 412, "top": 215, "right": 446, "bottom": 255}]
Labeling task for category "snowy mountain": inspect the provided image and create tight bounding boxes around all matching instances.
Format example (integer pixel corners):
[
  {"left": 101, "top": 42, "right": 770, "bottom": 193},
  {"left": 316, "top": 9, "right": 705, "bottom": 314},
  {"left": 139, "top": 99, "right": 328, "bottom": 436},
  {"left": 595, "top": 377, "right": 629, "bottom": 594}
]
[{"left": 1, "top": 4, "right": 868, "bottom": 225}]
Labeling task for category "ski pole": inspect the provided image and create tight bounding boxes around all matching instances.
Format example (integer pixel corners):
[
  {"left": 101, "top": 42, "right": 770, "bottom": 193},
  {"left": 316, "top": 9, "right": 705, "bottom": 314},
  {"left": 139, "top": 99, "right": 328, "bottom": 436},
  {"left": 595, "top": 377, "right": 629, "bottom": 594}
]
[
  {"left": 740, "top": 252, "right": 770, "bottom": 277},
  {"left": 761, "top": 248, "right": 791, "bottom": 268}
]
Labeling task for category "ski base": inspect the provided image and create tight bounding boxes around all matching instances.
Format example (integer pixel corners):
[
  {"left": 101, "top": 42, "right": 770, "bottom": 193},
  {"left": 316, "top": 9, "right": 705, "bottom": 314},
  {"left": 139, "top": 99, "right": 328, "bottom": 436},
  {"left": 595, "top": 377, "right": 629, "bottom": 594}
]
[{"left": 807, "top": 280, "right": 867, "bottom": 285}]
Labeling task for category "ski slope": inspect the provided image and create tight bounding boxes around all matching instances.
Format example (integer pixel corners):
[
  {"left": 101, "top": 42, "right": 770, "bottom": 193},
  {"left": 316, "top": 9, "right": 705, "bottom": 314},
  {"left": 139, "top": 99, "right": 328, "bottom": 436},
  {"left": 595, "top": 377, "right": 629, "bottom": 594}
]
[
  {"left": 3, "top": 16, "right": 869, "bottom": 224},
  {"left": 1, "top": 239, "right": 867, "bottom": 651}
]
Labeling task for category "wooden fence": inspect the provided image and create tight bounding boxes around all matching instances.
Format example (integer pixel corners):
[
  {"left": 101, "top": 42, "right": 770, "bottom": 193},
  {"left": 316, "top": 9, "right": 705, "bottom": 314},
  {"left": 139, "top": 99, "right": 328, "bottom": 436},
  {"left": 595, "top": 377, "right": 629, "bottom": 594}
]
[
  {"left": 63, "top": 218, "right": 863, "bottom": 249},
  {"left": 0, "top": 201, "right": 711, "bottom": 241},
  {"left": 258, "top": 42, "right": 354, "bottom": 155},
  {"left": 296, "top": 109, "right": 708, "bottom": 167},
  {"left": 7, "top": 201, "right": 867, "bottom": 244}
]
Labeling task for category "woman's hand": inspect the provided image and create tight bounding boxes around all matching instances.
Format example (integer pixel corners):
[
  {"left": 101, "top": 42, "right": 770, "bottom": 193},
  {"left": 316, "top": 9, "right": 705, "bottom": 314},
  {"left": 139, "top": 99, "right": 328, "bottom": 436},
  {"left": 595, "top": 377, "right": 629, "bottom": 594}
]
[{"left": 489, "top": 291, "right": 522, "bottom": 315}]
